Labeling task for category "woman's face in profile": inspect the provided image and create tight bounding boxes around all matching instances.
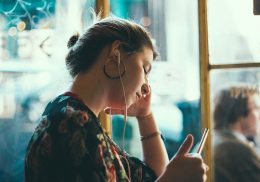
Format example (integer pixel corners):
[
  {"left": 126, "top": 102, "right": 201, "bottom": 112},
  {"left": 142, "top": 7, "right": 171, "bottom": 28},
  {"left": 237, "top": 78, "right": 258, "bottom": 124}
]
[
  {"left": 241, "top": 94, "right": 260, "bottom": 136},
  {"left": 113, "top": 46, "right": 153, "bottom": 108}
]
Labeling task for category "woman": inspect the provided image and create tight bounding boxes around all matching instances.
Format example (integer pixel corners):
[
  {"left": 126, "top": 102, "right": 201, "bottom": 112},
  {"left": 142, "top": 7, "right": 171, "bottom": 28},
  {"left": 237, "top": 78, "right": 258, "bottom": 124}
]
[{"left": 25, "top": 17, "right": 207, "bottom": 182}]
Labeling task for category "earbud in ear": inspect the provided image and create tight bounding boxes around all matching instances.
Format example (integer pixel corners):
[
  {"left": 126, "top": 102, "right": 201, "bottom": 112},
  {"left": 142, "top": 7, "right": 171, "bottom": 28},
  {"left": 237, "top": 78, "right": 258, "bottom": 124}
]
[
  {"left": 115, "top": 49, "right": 120, "bottom": 64},
  {"left": 104, "top": 49, "right": 125, "bottom": 79},
  {"left": 115, "top": 49, "right": 120, "bottom": 56}
]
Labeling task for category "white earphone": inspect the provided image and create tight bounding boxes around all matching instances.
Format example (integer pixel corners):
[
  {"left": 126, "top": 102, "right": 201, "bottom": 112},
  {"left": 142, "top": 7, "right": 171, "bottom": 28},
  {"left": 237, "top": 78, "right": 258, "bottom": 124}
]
[
  {"left": 115, "top": 49, "right": 120, "bottom": 64},
  {"left": 113, "top": 49, "right": 131, "bottom": 182},
  {"left": 115, "top": 49, "right": 127, "bottom": 117}
]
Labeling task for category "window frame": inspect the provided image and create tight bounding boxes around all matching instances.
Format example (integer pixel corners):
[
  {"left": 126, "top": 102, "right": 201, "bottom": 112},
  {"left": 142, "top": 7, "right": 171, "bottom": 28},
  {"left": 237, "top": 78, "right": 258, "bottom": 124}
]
[{"left": 199, "top": 0, "right": 260, "bottom": 181}]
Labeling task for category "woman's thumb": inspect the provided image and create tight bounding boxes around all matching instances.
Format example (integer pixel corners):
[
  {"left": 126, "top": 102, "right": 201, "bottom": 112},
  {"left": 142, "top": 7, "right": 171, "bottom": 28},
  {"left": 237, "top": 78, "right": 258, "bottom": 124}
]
[
  {"left": 104, "top": 107, "right": 124, "bottom": 115},
  {"left": 175, "top": 134, "right": 194, "bottom": 157}
]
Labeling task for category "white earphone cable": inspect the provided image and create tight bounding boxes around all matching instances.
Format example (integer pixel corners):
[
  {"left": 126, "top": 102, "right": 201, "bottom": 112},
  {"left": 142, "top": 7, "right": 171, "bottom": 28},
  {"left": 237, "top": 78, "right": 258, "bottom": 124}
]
[{"left": 116, "top": 51, "right": 131, "bottom": 182}]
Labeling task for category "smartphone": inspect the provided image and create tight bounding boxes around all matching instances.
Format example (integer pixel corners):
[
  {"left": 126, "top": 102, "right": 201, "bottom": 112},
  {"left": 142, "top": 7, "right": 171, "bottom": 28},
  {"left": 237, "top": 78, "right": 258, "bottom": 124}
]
[{"left": 197, "top": 128, "right": 209, "bottom": 154}]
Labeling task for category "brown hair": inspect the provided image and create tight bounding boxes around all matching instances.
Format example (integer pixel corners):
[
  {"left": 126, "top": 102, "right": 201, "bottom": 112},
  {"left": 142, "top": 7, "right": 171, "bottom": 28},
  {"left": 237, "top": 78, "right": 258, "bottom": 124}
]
[
  {"left": 213, "top": 85, "right": 259, "bottom": 129},
  {"left": 65, "top": 17, "right": 158, "bottom": 78}
]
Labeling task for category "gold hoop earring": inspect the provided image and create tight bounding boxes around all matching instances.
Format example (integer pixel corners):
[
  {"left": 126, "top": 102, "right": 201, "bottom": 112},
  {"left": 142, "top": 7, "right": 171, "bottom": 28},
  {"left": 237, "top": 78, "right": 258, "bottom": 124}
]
[{"left": 103, "top": 61, "right": 126, "bottom": 79}]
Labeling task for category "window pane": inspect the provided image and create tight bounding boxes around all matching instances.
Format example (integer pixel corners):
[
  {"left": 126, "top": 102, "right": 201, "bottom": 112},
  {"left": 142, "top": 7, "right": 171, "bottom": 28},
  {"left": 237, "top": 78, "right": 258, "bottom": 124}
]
[
  {"left": 208, "top": 0, "right": 260, "bottom": 64},
  {"left": 211, "top": 68, "right": 260, "bottom": 94},
  {"left": 111, "top": 0, "right": 202, "bottom": 159},
  {"left": 0, "top": 1, "right": 95, "bottom": 181}
]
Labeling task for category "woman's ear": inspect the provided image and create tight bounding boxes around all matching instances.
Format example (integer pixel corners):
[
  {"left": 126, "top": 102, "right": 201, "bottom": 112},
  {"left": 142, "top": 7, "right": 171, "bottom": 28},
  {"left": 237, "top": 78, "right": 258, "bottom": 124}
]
[
  {"left": 110, "top": 40, "right": 121, "bottom": 57},
  {"left": 103, "top": 41, "right": 126, "bottom": 80}
]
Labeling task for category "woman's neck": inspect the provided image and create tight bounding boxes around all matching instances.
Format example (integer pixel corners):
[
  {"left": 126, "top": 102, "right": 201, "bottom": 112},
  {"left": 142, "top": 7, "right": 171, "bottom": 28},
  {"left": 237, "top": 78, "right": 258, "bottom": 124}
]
[{"left": 69, "top": 73, "right": 107, "bottom": 117}]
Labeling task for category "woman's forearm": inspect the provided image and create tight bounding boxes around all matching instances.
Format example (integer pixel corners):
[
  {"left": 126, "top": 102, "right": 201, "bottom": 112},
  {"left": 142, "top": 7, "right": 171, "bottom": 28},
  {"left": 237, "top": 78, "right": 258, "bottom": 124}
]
[{"left": 137, "top": 113, "right": 169, "bottom": 177}]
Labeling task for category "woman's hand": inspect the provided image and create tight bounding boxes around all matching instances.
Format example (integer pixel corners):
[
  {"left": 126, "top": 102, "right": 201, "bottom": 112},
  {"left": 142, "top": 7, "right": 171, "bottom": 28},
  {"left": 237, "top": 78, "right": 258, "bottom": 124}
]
[
  {"left": 104, "top": 85, "right": 152, "bottom": 117},
  {"left": 127, "top": 87, "right": 152, "bottom": 117},
  {"left": 157, "top": 135, "right": 208, "bottom": 182}
]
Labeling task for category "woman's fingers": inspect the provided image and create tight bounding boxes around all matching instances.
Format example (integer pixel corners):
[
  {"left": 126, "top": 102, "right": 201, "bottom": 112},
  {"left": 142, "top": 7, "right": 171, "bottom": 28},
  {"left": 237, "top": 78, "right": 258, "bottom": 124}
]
[
  {"left": 203, "top": 163, "right": 209, "bottom": 172},
  {"left": 165, "top": 140, "right": 208, "bottom": 182},
  {"left": 104, "top": 107, "right": 124, "bottom": 115},
  {"left": 175, "top": 134, "right": 194, "bottom": 157}
]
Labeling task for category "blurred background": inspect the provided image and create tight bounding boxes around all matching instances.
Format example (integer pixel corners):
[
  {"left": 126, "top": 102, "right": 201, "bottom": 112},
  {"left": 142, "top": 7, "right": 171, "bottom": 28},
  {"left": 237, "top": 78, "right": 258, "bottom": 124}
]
[{"left": 0, "top": 0, "right": 260, "bottom": 181}]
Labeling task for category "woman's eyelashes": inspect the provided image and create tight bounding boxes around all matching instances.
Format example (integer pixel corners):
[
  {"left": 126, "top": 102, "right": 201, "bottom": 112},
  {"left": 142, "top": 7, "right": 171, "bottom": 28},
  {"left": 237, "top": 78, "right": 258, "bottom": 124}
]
[
  {"left": 143, "top": 64, "right": 151, "bottom": 76},
  {"left": 143, "top": 67, "right": 147, "bottom": 74}
]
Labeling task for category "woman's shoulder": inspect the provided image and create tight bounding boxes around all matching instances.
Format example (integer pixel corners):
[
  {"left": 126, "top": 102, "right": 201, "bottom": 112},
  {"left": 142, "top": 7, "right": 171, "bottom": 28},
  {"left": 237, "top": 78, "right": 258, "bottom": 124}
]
[
  {"left": 30, "top": 93, "right": 101, "bottom": 143},
  {"left": 42, "top": 93, "right": 96, "bottom": 122}
]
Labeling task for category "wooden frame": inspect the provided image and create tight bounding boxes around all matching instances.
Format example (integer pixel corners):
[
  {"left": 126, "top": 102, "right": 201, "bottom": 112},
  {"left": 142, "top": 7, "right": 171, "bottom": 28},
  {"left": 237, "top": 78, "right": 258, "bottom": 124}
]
[
  {"left": 198, "top": 0, "right": 212, "bottom": 181},
  {"left": 96, "top": 0, "right": 112, "bottom": 137}
]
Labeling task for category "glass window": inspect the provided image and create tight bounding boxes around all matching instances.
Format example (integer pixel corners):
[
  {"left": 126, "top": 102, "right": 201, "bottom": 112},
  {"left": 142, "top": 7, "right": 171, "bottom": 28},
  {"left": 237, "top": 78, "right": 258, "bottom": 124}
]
[
  {"left": 208, "top": 0, "right": 260, "bottom": 64},
  {"left": 207, "top": 1, "right": 260, "bottom": 181},
  {"left": 0, "top": 0, "right": 95, "bottom": 181}
]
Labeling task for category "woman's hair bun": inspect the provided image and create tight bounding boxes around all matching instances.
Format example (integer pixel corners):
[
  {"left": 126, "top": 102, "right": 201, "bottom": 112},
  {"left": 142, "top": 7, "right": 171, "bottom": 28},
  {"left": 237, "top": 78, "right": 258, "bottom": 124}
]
[{"left": 67, "top": 32, "right": 80, "bottom": 48}]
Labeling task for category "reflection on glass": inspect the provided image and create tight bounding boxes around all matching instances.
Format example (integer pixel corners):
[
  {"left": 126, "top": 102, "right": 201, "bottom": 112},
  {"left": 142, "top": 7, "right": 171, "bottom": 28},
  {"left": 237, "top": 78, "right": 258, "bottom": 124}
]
[
  {"left": 0, "top": 0, "right": 96, "bottom": 181},
  {"left": 211, "top": 69, "right": 260, "bottom": 181},
  {"left": 208, "top": 0, "right": 260, "bottom": 64},
  {"left": 0, "top": 0, "right": 56, "bottom": 61},
  {"left": 0, "top": 1, "right": 57, "bottom": 180}
]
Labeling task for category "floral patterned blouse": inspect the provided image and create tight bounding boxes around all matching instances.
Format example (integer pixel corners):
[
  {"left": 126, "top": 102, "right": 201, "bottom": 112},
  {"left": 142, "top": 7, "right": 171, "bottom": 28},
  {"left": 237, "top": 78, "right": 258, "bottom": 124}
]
[{"left": 25, "top": 92, "right": 157, "bottom": 182}]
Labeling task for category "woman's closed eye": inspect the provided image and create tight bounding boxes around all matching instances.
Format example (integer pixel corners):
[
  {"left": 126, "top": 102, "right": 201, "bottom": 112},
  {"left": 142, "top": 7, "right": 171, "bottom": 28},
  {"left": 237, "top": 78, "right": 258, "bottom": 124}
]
[{"left": 143, "top": 64, "right": 151, "bottom": 75}]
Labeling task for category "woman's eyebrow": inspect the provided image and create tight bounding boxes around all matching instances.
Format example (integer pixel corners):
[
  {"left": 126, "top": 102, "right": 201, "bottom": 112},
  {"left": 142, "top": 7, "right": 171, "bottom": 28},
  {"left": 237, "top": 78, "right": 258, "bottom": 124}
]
[{"left": 143, "top": 59, "right": 152, "bottom": 64}]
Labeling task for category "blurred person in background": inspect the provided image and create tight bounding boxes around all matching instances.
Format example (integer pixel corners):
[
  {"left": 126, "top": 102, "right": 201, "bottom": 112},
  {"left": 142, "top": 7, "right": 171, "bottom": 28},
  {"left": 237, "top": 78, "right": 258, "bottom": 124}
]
[{"left": 213, "top": 84, "right": 260, "bottom": 182}]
